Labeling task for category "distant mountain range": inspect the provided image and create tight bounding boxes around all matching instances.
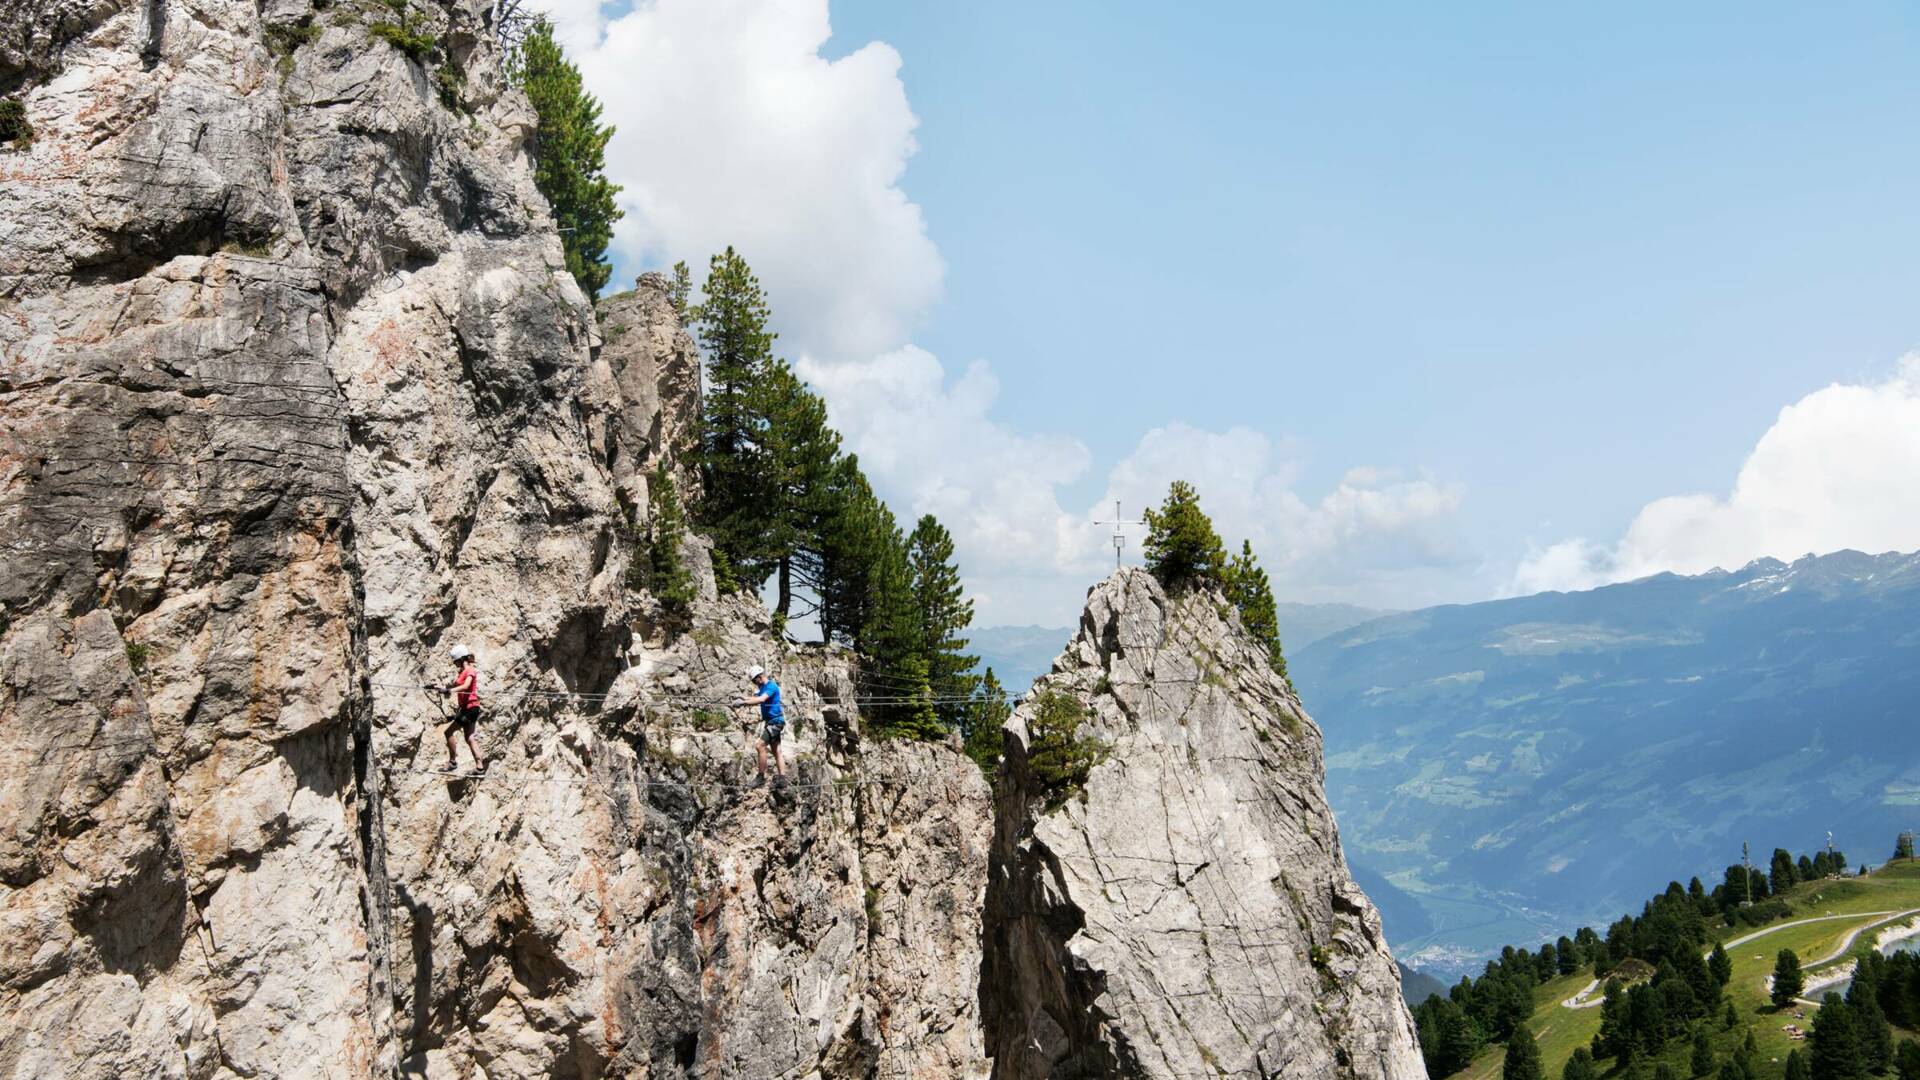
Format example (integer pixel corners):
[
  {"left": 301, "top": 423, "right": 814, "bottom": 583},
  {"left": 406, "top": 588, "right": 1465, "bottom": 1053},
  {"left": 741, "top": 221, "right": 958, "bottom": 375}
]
[
  {"left": 971, "top": 600, "right": 1391, "bottom": 695},
  {"left": 1292, "top": 549, "right": 1920, "bottom": 977}
]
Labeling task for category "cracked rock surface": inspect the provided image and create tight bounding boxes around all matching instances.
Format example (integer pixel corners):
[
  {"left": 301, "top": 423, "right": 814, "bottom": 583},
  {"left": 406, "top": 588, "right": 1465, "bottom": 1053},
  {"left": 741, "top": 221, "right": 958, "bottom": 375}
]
[
  {"left": 983, "top": 570, "right": 1426, "bottom": 1079},
  {"left": 0, "top": 0, "right": 989, "bottom": 1075}
]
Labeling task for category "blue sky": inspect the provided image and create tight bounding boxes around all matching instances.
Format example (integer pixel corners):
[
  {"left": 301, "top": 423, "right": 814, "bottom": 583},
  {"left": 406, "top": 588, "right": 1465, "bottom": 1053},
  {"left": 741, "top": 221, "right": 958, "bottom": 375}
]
[{"left": 566, "top": 0, "right": 1920, "bottom": 624}]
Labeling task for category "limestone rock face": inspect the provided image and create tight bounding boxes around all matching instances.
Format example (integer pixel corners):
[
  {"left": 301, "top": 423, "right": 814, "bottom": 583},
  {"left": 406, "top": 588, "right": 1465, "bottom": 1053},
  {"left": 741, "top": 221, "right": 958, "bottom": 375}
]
[
  {"left": 590, "top": 273, "right": 703, "bottom": 514},
  {"left": 0, "top": 0, "right": 992, "bottom": 1075},
  {"left": 982, "top": 570, "right": 1427, "bottom": 1080}
]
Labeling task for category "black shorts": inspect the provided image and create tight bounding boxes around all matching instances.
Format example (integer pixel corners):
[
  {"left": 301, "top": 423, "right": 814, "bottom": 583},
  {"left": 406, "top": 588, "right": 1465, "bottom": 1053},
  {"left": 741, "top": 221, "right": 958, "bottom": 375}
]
[
  {"left": 450, "top": 705, "right": 480, "bottom": 734},
  {"left": 761, "top": 721, "right": 784, "bottom": 748}
]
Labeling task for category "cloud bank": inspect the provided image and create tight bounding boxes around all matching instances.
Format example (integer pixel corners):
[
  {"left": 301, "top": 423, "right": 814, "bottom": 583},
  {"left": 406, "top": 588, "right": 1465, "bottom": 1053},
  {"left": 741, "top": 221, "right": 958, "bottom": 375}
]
[{"left": 1512, "top": 358, "right": 1920, "bottom": 594}]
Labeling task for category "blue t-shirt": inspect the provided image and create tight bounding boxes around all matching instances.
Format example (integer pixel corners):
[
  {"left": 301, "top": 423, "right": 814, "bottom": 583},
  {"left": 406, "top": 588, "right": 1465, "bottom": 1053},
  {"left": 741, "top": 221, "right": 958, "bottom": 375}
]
[{"left": 758, "top": 679, "right": 784, "bottom": 725}]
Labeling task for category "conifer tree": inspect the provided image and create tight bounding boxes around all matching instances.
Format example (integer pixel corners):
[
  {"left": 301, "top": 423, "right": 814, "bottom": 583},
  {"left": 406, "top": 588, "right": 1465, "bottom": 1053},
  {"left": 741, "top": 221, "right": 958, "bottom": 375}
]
[
  {"left": 1691, "top": 1028, "right": 1716, "bottom": 1076},
  {"left": 1773, "top": 950, "right": 1804, "bottom": 1009},
  {"left": 1772, "top": 848, "right": 1799, "bottom": 894},
  {"left": 860, "top": 533, "right": 941, "bottom": 740},
  {"left": 1723, "top": 999, "right": 1738, "bottom": 1030},
  {"left": 1709, "top": 942, "right": 1733, "bottom": 988},
  {"left": 907, "top": 514, "right": 978, "bottom": 724},
  {"left": 756, "top": 361, "right": 841, "bottom": 618},
  {"left": 1558, "top": 936, "right": 1580, "bottom": 976},
  {"left": 1142, "top": 481, "right": 1227, "bottom": 592},
  {"left": 516, "top": 20, "right": 621, "bottom": 298},
  {"left": 693, "top": 248, "right": 778, "bottom": 590},
  {"left": 962, "top": 668, "right": 1009, "bottom": 776},
  {"left": 1895, "top": 1038, "right": 1920, "bottom": 1080},
  {"left": 1809, "top": 995, "right": 1866, "bottom": 1080},
  {"left": 1785, "top": 1049, "right": 1811, "bottom": 1080},
  {"left": 1503, "top": 1025, "right": 1544, "bottom": 1080},
  {"left": 1562, "top": 1047, "right": 1599, "bottom": 1080},
  {"left": 667, "top": 260, "right": 693, "bottom": 322},
  {"left": 1224, "top": 539, "right": 1288, "bottom": 682},
  {"left": 1653, "top": 1063, "right": 1679, "bottom": 1080},
  {"left": 1897, "top": 833, "right": 1916, "bottom": 862},
  {"left": 643, "top": 462, "right": 695, "bottom": 618},
  {"left": 1850, "top": 978, "right": 1893, "bottom": 1073}
]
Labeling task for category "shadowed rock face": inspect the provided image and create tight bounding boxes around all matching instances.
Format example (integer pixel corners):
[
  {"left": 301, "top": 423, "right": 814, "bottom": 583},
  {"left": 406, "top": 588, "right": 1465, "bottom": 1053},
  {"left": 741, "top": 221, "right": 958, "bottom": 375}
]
[{"left": 983, "top": 570, "right": 1427, "bottom": 1080}]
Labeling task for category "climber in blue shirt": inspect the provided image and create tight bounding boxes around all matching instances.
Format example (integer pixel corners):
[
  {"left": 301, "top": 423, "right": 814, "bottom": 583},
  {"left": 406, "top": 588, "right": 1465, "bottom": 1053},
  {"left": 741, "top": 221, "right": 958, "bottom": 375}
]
[{"left": 732, "top": 664, "right": 786, "bottom": 788}]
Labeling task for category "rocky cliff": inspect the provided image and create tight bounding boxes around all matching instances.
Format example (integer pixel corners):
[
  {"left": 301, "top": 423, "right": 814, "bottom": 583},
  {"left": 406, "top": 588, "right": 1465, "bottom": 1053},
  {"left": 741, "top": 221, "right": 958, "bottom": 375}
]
[
  {"left": 0, "top": 0, "right": 989, "bottom": 1074},
  {"left": 983, "top": 570, "right": 1425, "bottom": 1079},
  {"left": 0, "top": 1, "right": 1419, "bottom": 1077}
]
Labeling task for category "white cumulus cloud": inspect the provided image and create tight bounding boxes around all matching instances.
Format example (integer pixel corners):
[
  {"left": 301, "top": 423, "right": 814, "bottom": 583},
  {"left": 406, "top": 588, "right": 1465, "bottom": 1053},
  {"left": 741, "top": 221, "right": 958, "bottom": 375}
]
[
  {"left": 1511, "top": 358, "right": 1920, "bottom": 594},
  {"left": 1097, "top": 425, "right": 1474, "bottom": 609},
  {"left": 554, "top": 0, "right": 941, "bottom": 361},
  {"left": 545, "top": 0, "right": 1478, "bottom": 624}
]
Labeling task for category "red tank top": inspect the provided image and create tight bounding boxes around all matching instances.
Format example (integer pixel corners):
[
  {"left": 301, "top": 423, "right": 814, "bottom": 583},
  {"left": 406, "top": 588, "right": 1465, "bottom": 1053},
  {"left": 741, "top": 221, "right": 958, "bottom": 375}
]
[{"left": 453, "top": 668, "right": 480, "bottom": 710}]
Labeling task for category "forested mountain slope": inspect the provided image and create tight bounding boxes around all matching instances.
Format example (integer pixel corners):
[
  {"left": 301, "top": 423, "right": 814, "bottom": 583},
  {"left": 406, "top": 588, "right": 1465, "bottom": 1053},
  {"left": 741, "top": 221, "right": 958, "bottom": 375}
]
[{"left": 1294, "top": 550, "right": 1920, "bottom": 971}]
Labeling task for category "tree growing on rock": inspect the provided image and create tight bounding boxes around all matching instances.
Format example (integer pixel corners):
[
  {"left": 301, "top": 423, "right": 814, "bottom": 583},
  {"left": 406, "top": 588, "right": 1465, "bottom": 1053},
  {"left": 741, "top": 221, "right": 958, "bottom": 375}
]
[
  {"left": 908, "top": 515, "right": 978, "bottom": 724},
  {"left": 515, "top": 20, "right": 621, "bottom": 298},
  {"left": 1142, "top": 481, "right": 1227, "bottom": 593},
  {"left": 693, "top": 247, "right": 778, "bottom": 591},
  {"left": 632, "top": 462, "right": 694, "bottom": 622},
  {"left": 1224, "top": 539, "right": 1288, "bottom": 683},
  {"left": 1026, "top": 690, "right": 1106, "bottom": 809},
  {"left": 962, "top": 668, "right": 1010, "bottom": 777}
]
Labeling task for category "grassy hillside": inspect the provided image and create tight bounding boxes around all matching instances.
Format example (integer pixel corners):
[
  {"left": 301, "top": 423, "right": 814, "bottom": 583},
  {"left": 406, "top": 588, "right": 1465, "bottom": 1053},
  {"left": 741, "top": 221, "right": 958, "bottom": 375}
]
[{"left": 1454, "top": 861, "right": 1920, "bottom": 1079}]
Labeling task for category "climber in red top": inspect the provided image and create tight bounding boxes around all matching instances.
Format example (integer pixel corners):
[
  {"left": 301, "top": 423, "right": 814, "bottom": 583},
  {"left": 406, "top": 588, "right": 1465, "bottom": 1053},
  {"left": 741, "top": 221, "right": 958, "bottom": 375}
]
[{"left": 438, "top": 645, "right": 487, "bottom": 775}]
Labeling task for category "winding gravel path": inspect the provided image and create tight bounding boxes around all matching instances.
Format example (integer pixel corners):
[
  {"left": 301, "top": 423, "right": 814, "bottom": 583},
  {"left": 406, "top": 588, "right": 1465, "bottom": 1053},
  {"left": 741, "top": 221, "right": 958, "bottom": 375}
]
[{"left": 1560, "top": 908, "right": 1920, "bottom": 1010}]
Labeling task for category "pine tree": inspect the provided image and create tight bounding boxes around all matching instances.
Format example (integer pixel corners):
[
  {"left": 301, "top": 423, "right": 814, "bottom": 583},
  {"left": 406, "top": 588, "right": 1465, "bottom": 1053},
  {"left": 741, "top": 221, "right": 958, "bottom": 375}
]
[
  {"left": 1772, "top": 848, "right": 1798, "bottom": 894},
  {"left": 1809, "top": 995, "right": 1867, "bottom": 1080},
  {"left": 1709, "top": 942, "right": 1733, "bottom": 988},
  {"left": 1691, "top": 1028, "right": 1716, "bottom": 1076},
  {"left": 1799, "top": 854, "right": 1816, "bottom": 881},
  {"left": 1851, "top": 982, "right": 1893, "bottom": 1073},
  {"left": 1773, "top": 949, "right": 1804, "bottom": 1010},
  {"left": 1653, "top": 1064, "right": 1679, "bottom": 1080},
  {"left": 1562, "top": 1047, "right": 1599, "bottom": 1080},
  {"left": 644, "top": 462, "right": 695, "bottom": 617},
  {"left": 1223, "top": 539, "right": 1288, "bottom": 682},
  {"left": 815, "top": 457, "right": 893, "bottom": 644},
  {"left": 1503, "top": 1025, "right": 1544, "bottom": 1080},
  {"left": 1141, "top": 481, "right": 1227, "bottom": 593},
  {"left": 515, "top": 20, "right": 621, "bottom": 298},
  {"left": 1785, "top": 1049, "right": 1811, "bottom": 1080},
  {"left": 1895, "top": 1038, "right": 1920, "bottom": 1080},
  {"left": 962, "top": 668, "right": 1009, "bottom": 777},
  {"left": 1898, "top": 833, "right": 1917, "bottom": 861},
  {"left": 1558, "top": 935, "right": 1580, "bottom": 976},
  {"left": 1026, "top": 690, "right": 1105, "bottom": 808},
  {"left": 756, "top": 362, "right": 841, "bottom": 618},
  {"left": 693, "top": 248, "right": 779, "bottom": 590},
  {"left": 861, "top": 534, "right": 940, "bottom": 740},
  {"left": 908, "top": 515, "right": 979, "bottom": 725},
  {"left": 1723, "top": 999, "right": 1738, "bottom": 1030},
  {"left": 667, "top": 260, "right": 693, "bottom": 323}
]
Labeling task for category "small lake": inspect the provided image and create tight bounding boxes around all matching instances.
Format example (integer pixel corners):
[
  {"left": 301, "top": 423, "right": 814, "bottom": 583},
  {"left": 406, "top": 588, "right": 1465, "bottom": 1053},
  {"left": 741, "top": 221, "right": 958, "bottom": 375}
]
[{"left": 1808, "top": 934, "right": 1920, "bottom": 1002}]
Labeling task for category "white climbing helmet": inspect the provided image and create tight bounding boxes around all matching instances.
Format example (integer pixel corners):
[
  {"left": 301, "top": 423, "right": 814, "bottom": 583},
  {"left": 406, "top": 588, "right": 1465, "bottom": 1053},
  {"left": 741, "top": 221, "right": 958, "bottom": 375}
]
[
  {"left": 747, "top": 664, "right": 765, "bottom": 680},
  {"left": 449, "top": 645, "right": 473, "bottom": 662}
]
